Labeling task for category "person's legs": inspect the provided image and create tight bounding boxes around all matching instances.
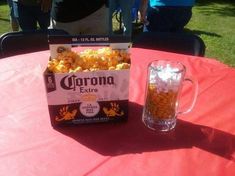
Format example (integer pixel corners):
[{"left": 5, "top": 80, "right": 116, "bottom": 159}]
[
  {"left": 50, "top": 5, "right": 109, "bottom": 35},
  {"left": 79, "top": 5, "right": 109, "bottom": 35},
  {"left": 49, "top": 19, "right": 77, "bottom": 35},
  {"left": 7, "top": 0, "right": 19, "bottom": 31},
  {"left": 132, "top": 0, "right": 140, "bottom": 21},
  {"left": 119, "top": 0, "right": 134, "bottom": 36},
  {"left": 146, "top": 6, "right": 192, "bottom": 32},
  {"left": 171, "top": 7, "right": 192, "bottom": 32},
  {"left": 17, "top": 3, "right": 37, "bottom": 31},
  {"left": 109, "top": 0, "right": 118, "bottom": 35},
  {"left": 146, "top": 7, "right": 172, "bottom": 32},
  {"left": 34, "top": 6, "right": 50, "bottom": 30}
]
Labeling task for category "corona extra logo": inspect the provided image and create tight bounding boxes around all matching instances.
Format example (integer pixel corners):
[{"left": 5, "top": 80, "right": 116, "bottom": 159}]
[{"left": 60, "top": 75, "right": 114, "bottom": 91}]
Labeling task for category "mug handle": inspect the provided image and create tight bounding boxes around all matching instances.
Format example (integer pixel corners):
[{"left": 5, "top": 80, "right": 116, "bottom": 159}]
[{"left": 177, "top": 76, "right": 199, "bottom": 115}]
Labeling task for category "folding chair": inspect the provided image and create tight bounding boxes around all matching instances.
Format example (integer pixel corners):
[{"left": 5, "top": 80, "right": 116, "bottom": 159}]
[
  {"left": 132, "top": 32, "right": 206, "bottom": 57},
  {"left": 0, "top": 29, "right": 69, "bottom": 58}
]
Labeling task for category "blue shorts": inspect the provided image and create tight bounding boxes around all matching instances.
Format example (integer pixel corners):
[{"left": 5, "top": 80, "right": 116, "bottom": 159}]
[{"left": 146, "top": 6, "right": 192, "bottom": 32}]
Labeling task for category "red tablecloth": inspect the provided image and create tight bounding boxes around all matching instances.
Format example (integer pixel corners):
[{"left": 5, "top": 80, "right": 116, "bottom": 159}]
[{"left": 0, "top": 48, "right": 235, "bottom": 176}]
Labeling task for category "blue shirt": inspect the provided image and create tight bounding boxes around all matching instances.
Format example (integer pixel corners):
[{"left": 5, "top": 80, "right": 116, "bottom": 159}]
[{"left": 150, "top": 0, "right": 195, "bottom": 7}]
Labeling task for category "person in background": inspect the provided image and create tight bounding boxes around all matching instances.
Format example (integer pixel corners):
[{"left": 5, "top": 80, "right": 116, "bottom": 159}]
[
  {"left": 7, "top": 0, "right": 19, "bottom": 31},
  {"left": 12, "top": 0, "right": 51, "bottom": 31},
  {"left": 109, "top": 0, "right": 135, "bottom": 36},
  {"left": 140, "top": 0, "right": 195, "bottom": 32},
  {"left": 50, "top": 0, "right": 109, "bottom": 35}
]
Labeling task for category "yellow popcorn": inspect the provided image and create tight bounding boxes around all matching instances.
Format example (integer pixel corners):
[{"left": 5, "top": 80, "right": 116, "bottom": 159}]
[
  {"left": 116, "top": 63, "right": 131, "bottom": 70},
  {"left": 108, "top": 66, "right": 116, "bottom": 70},
  {"left": 47, "top": 47, "right": 131, "bottom": 73}
]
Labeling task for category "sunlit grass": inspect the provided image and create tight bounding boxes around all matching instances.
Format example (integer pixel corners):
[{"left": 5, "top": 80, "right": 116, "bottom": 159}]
[
  {"left": 0, "top": 1, "right": 11, "bottom": 33},
  {"left": 186, "top": 1, "right": 235, "bottom": 66}
]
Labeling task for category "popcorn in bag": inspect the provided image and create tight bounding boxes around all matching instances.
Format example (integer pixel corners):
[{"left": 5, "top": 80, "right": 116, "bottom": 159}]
[{"left": 44, "top": 35, "right": 131, "bottom": 126}]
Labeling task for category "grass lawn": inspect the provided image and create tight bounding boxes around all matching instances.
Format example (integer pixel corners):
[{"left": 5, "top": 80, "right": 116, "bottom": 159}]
[
  {"left": 0, "top": 1, "right": 11, "bottom": 33},
  {"left": 186, "top": 0, "right": 235, "bottom": 66},
  {"left": 0, "top": 0, "right": 234, "bottom": 66}
]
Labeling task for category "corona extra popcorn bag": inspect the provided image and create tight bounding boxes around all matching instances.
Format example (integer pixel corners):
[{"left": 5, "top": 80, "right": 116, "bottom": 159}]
[{"left": 44, "top": 35, "right": 131, "bottom": 126}]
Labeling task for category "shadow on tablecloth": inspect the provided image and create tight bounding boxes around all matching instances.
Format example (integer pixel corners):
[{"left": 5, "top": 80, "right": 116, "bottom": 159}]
[{"left": 54, "top": 102, "right": 235, "bottom": 160}]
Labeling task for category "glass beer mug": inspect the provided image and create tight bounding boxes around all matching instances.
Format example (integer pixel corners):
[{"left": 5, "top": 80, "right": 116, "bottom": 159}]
[{"left": 142, "top": 60, "right": 198, "bottom": 132}]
